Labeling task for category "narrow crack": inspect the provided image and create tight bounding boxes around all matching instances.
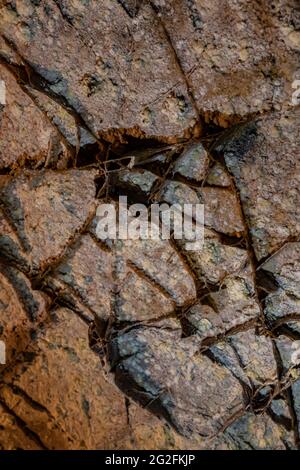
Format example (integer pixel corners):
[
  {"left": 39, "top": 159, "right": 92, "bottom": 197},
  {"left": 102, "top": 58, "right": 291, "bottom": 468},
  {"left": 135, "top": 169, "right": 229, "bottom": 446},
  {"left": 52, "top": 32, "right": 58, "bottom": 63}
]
[
  {"left": 150, "top": 1, "right": 202, "bottom": 127},
  {"left": 272, "top": 340, "right": 300, "bottom": 447},
  {"left": 0, "top": 399, "right": 49, "bottom": 449},
  {"left": 0, "top": 34, "right": 102, "bottom": 146}
]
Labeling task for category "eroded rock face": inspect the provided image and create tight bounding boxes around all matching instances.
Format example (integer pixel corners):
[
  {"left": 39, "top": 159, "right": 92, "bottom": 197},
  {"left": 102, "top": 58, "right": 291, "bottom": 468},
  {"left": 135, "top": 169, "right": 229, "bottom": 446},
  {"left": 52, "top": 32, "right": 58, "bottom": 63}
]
[
  {"left": 0, "top": 0, "right": 198, "bottom": 141},
  {"left": 1, "top": 156, "right": 298, "bottom": 449},
  {"left": 0, "top": 63, "right": 71, "bottom": 170},
  {"left": 152, "top": 0, "right": 300, "bottom": 125},
  {"left": 0, "top": 265, "right": 49, "bottom": 369},
  {"left": 0, "top": 0, "right": 299, "bottom": 451},
  {"left": 0, "top": 307, "right": 189, "bottom": 449},
  {"left": 110, "top": 325, "right": 245, "bottom": 438},
  {"left": 0, "top": 169, "right": 97, "bottom": 275},
  {"left": 218, "top": 109, "right": 300, "bottom": 260},
  {"left": 259, "top": 243, "right": 300, "bottom": 329}
]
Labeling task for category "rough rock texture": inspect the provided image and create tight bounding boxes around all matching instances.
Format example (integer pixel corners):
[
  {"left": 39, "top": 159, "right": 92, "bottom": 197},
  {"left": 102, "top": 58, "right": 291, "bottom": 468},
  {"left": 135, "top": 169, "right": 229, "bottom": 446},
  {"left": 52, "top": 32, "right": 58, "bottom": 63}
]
[
  {"left": 152, "top": 0, "right": 300, "bottom": 125},
  {"left": 0, "top": 0, "right": 199, "bottom": 141},
  {"left": 218, "top": 109, "right": 300, "bottom": 260},
  {"left": 0, "top": 63, "right": 71, "bottom": 170},
  {"left": 0, "top": 0, "right": 300, "bottom": 451}
]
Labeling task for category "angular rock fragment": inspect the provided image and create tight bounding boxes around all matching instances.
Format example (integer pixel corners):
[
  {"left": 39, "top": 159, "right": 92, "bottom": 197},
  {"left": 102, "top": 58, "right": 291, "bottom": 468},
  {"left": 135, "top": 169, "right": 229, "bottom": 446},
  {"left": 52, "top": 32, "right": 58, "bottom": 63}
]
[
  {"left": 208, "top": 329, "right": 278, "bottom": 392},
  {"left": 0, "top": 169, "right": 97, "bottom": 275},
  {"left": 111, "top": 237, "right": 196, "bottom": 306},
  {"left": 229, "top": 330, "right": 277, "bottom": 385},
  {"left": 265, "top": 291, "right": 300, "bottom": 328},
  {"left": 184, "top": 264, "right": 259, "bottom": 342},
  {"left": 0, "top": 64, "right": 70, "bottom": 169},
  {"left": 161, "top": 180, "right": 244, "bottom": 236},
  {"left": 109, "top": 325, "right": 245, "bottom": 437},
  {"left": 0, "top": 403, "right": 42, "bottom": 450},
  {"left": 0, "top": 265, "right": 48, "bottom": 369},
  {"left": 215, "top": 412, "right": 296, "bottom": 450},
  {"left": 0, "top": 0, "right": 198, "bottom": 140},
  {"left": 275, "top": 336, "right": 300, "bottom": 375},
  {"left": 43, "top": 274, "right": 95, "bottom": 323},
  {"left": 0, "top": 308, "right": 137, "bottom": 449},
  {"left": 260, "top": 243, "right": 300, "bottom": 327},
  {"left": 206, "top": 163, "right": 231, "bottom": 187},
  {"left": 197, "top": 187, "right": 244, "bottom": 236},
  {"left": 115, "top": 266, "right": 175, "bottom": 322},
  {"left": 177, "top": 228, "right": 248, "bottom": 285},
  {"left": 269, "top": 398, "right": 293, "bottom": 430},
  {"left": 173, "top": 142, "right": 209, "bottom": 181},
  {"left": 161, "top": 180, "right": 200, "bottom": 206},
  {"left": 207, "top": 265, "right": 260, "bottom": 328},
  {"left": 23, "top": 86, "right": 95, "bottom": 151},
  {"left": 208, "top": 340, "right": 252, "bottom": 388},
  {"left": 48, "top": 234, "right": 113, "bottom": 323},
  {"left": 260, "top": 243, "right": 300, "bottom": 295},
  {"left": 220, "top": 109, "right": 300, "bottom": 260},
  {"left": 274, "top": 336, "right": 300, "bottom": 440},
  {"left": 114, "top": 169, "right": 159, "bottom": 199}
]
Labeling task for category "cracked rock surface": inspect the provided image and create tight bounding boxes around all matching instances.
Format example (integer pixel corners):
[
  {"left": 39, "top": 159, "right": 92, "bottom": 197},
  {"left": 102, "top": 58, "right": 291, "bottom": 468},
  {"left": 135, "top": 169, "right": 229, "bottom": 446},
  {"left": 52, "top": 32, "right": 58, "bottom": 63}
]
[{"left": 0, "top": 0, "right": 300, "bottom": 450}]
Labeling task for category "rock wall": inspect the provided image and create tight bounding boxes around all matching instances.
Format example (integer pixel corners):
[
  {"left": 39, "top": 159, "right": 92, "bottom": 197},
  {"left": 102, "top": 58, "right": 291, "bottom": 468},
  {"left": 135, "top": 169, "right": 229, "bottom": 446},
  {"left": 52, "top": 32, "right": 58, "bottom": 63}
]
[{"left": 0, "top": 0, "right": 299, "bottom": 450}]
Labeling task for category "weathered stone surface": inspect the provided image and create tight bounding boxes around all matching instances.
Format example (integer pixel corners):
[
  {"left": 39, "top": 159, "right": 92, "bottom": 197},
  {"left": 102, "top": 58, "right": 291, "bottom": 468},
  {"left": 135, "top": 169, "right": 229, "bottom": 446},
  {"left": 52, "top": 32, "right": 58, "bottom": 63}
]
[
  {"left": 0, "top": 64, "right": 70, "bottom": 169},
  {"left": 0, "top": 169, "right": 97, "bottom": 274},
  {"left": 173, "top": 142, "right": 209, "bottom": 181},
  {"left": 152, "top": 0, "right": 300, "bottom": 125},
  {"left": 197, "top": 187, "right": 244, "bottom": 236},
  {"left": 121, "top": 401, "right": 199, "bottom": 450},
  {"left": 0, "top": 265, "right": 48, "bottom": 370},
  {"left": 274, "top": 336, "right": 300, "bottom": 439},
  {"left": 0, "top": 0, "right": 198, "bottom": 140},
  {"left": 276, "top": 336, "right": 300, "bottom": 375},
  {"left": 214, "top": 412, "right": 296, "bottom": 450},
  {"left": 261, "top": 243, "right": 300, "bottom": 295},
  {"left": 265, "top": 290, "right": 300, "bottom": 327},
  {"left": 23, "top": 85, "right": 95, "bottom": 150},
  {"left": 0, "top": 210, "right": 29, "bottom": 272},
  {"left": 184, "top": 264, "right": 259, "bottom": 343},
  {"left": 161, "top": 180, "right": 200, "bottom": 206},
  {"left": 230, "top": 330, "right": 277, "bottom": 384},
  {"left": 0, "top": 307, "right": 185, "bottom": 449},
  {"left": 260, "top": 243, "right": 300, "bottom": 327},
  {"left": 269, "top": 398, "right": 293, "bottom": 428},
  {"left": 209, "top": 329, "right": 278, "bottom": 387},
  {"left": 0, "top": 402, "right": 42, "bottom": 450},
  {"left": 291, "top": 379, "right": 300, "bottom": 440},
  {"left": 208, "top": 264, "right": 259, "bottom": 320},
  {"left": 177, "top": 228, "right": 248, "bottom": 285},
  {"left": 206, "top": 163, "right": 232, "bottom": 187},
  {"left": 110, "top": 325, "right": 245, "bottom": 437},
  {"left": 114, "top": 169, "right": 159, "bottom": 198},
  {"left": 49, "top": 234, "right": 113, "bottom": 323},
  {"left": 102, "top": 237, "right": 197, "bottom": 307},
  {"left": 162, "top": 180, "right": 244, "bottom": 236},
  {"left": 0, "top": 309, "right": 195, "bottom": 449},
  {"left": 220, "top": 109, "right": 300, "bottom": 260},
  {"left": 115, "top": 266, "right": 175, "bottom": 322},
  {"left": 45, "top": 232, "right": 175, "bottom": 324}
]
